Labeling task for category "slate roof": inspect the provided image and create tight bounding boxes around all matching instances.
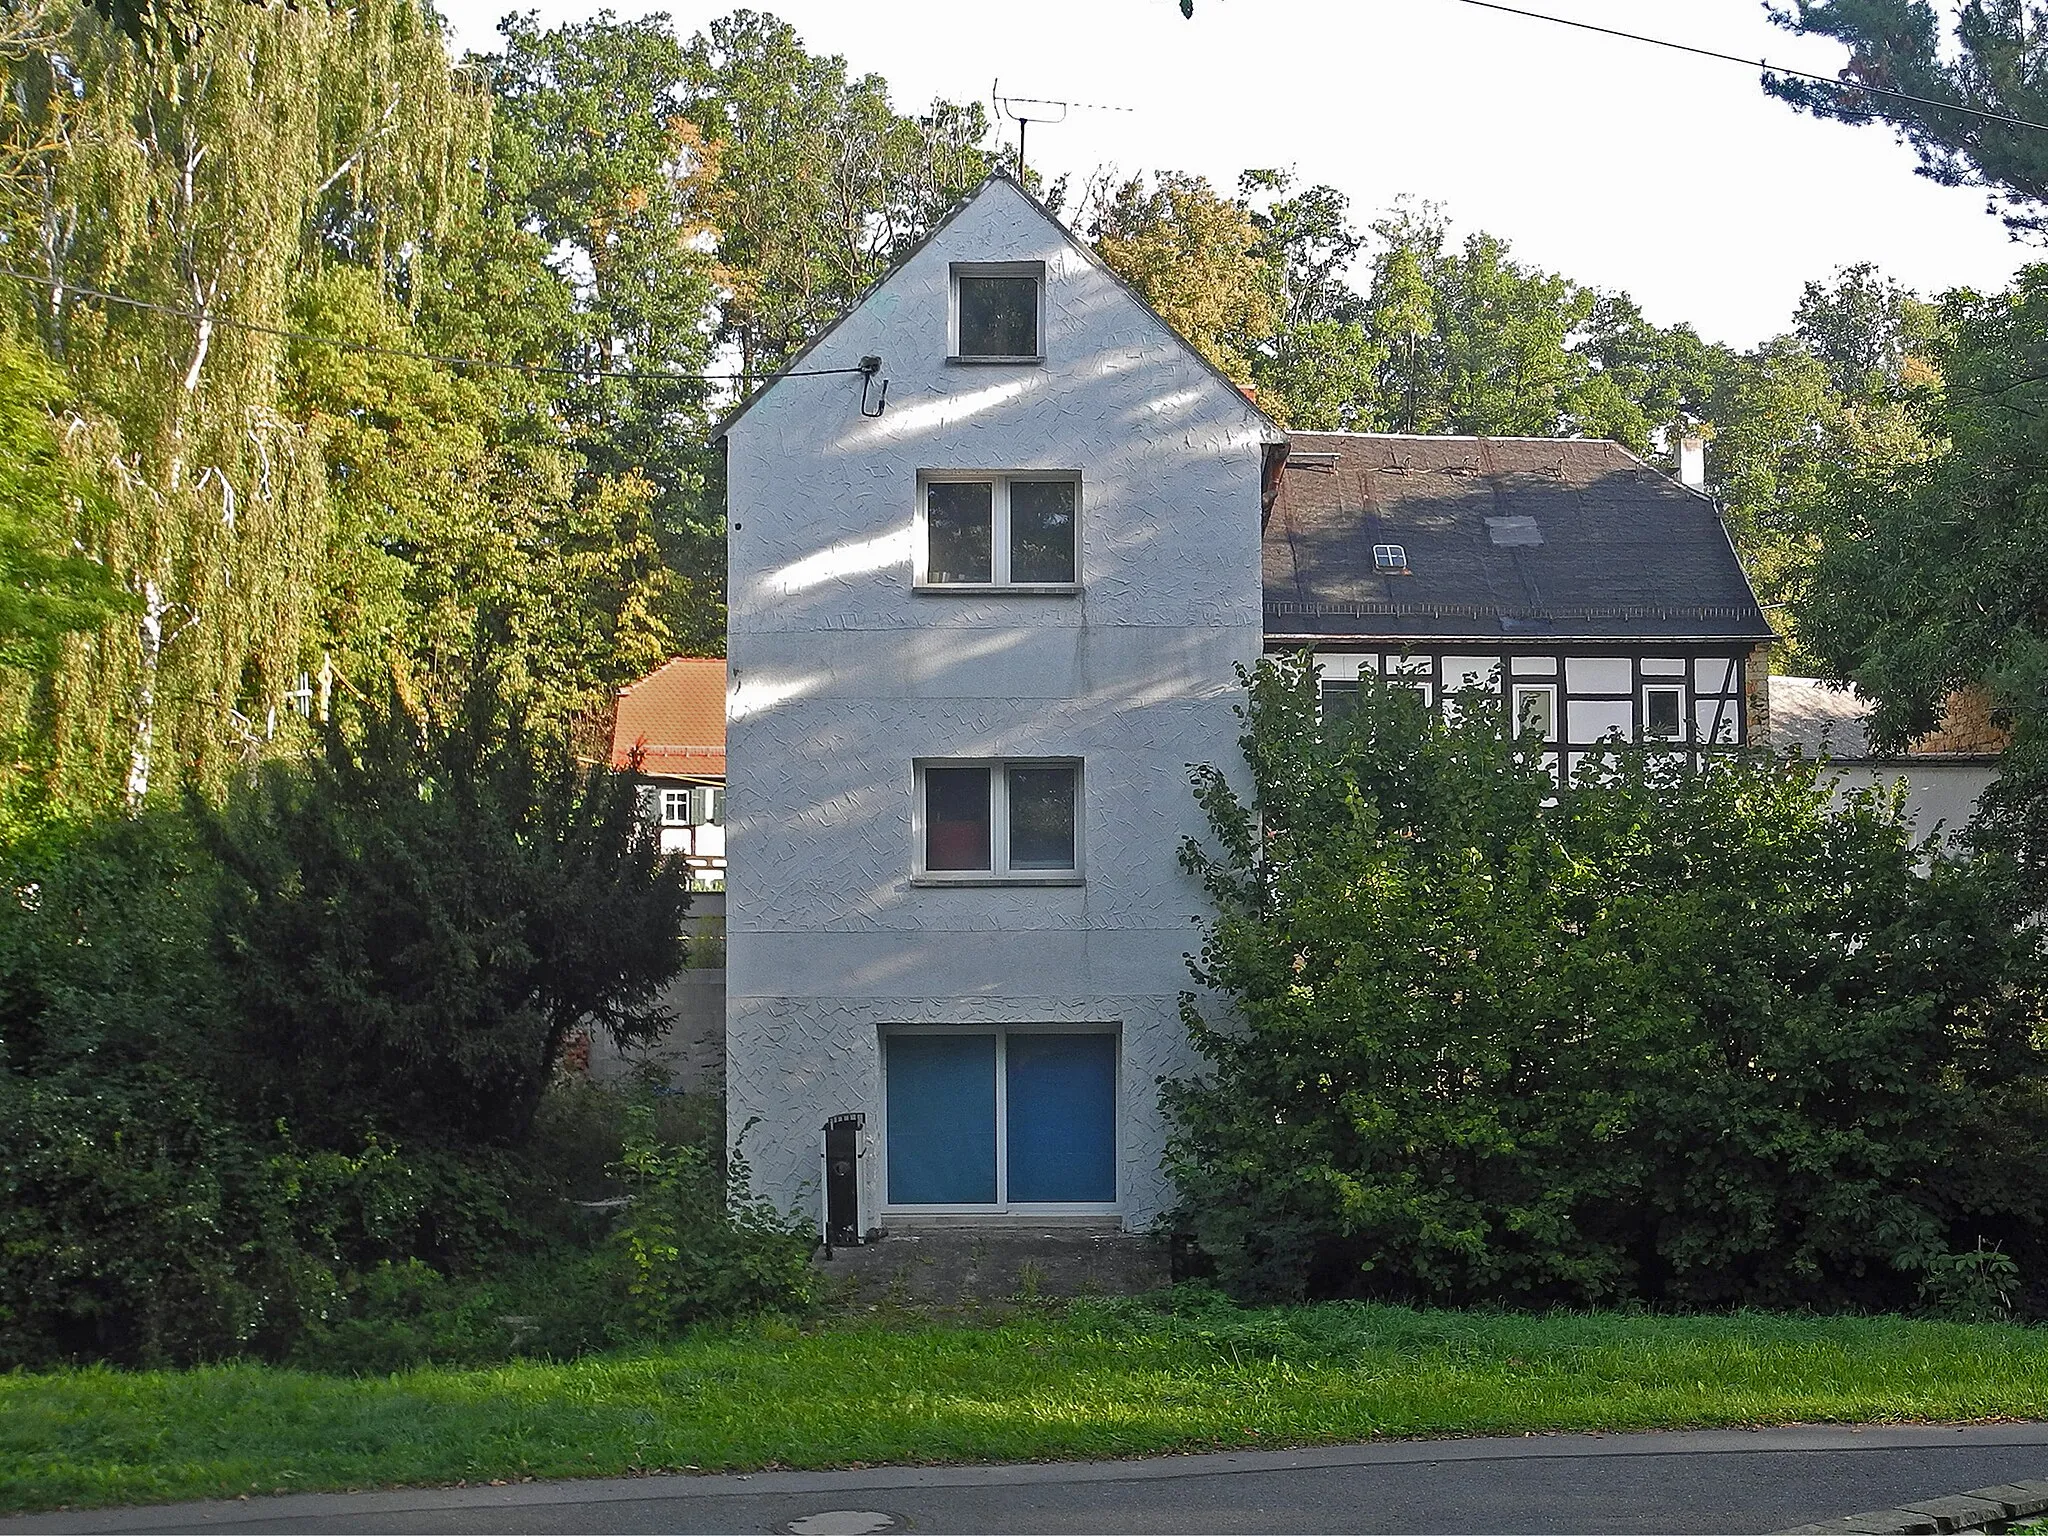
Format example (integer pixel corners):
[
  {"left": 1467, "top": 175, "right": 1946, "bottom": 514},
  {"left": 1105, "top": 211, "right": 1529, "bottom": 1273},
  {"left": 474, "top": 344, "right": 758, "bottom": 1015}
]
[
  {"left": 1264, "top": 434, "right": 1774, "bottom": 644},
  {"left": 611, "top": 657, "right": 725, "bottom": 779}
]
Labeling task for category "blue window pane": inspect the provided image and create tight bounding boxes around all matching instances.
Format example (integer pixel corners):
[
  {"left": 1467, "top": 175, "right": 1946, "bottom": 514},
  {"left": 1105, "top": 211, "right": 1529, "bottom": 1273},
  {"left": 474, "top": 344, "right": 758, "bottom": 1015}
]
[
  {"left": 1006, "top": 1033, "right": 1116, "bottom": 1204},
  {"left": 886, "top": 1034, "right": 997, "bottom": 1205}
]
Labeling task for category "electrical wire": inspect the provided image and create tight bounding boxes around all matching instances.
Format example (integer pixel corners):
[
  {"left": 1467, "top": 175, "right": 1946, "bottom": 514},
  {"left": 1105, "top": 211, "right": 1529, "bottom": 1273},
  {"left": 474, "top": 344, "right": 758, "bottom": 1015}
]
[
  {"left": 1442, "top": 0, "right": 2048, "bottom": 138},
  {"left": 0, "top": 263, "right": 871, "bottom": 387}
]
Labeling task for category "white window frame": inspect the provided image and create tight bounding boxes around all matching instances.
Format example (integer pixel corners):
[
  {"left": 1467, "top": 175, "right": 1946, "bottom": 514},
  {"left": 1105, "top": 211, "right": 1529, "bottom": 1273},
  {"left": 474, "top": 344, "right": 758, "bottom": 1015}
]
[
  {"left": 914, "top": 473, "right": 1081, "bottom": 592},
  {"left": 1642, "top": 683, "right": 1687, "bottom": 741},
  {"left": 948, "top": 260, "right": 1045, "bottom": 363},
  {"left": 912, "top": 757, "right": 1083, "bottom": 885},
  {"left": 659, "top": 787, "right": 692, "bottom": 826},
  {"left": 1513, "top": 683, "right": 1558, "bottom": 742},
  {"left": 877, "top": 1023, "right": 1121, "bottom": 1218},
  {"left": 1373, "top": 543, "right": 1408, "bottom": 570}
]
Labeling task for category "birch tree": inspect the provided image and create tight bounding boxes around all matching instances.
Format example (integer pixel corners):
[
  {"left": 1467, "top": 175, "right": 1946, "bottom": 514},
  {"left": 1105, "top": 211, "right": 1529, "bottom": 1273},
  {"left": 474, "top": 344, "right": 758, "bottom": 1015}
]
[{"left": 0, "top": 0, "right": 487, "bottom": 809}]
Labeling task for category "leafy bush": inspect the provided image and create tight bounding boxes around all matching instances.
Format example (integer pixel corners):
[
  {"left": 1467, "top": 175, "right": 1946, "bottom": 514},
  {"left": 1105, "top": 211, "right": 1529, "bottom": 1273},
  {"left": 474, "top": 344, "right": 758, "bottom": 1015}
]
[
  {"left": 1167, "top": 656, "right": 2048, "bottom": 1311},
  {"left": 0, "top": 686, "right": 760, "bottom": 1368},
  {"left": 608, "top": 1105, "right": 818, "bottom": 1334},
  {"left": 285, "top": 1103, "right": 817, "bottom": 1374}
]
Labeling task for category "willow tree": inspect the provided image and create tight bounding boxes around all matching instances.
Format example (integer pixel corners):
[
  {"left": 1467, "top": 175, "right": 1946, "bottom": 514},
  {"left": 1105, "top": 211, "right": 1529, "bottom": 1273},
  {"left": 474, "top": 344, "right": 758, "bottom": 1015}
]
[{"left": 0, "top": 0, "right": 487, "bottom": 811}]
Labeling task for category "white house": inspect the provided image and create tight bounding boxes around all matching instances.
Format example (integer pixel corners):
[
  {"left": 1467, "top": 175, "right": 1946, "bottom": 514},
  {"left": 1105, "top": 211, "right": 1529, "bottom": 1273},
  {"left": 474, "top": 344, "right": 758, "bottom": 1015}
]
[{"left": 719, "top": 171, "right": 1283, "bottom": 1239}]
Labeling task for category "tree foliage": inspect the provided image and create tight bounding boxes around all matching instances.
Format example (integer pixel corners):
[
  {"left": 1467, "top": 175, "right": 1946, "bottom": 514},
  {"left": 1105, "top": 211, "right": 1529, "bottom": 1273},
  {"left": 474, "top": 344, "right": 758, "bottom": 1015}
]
[
  {"left": 1768, "top": 0, "right": 2048, "bottom": 235},
  {"left": 0, "top": 334, "right": 132, "bottom": 677},
  {"left": 1169, "top": 658, "right": 2048, "bottom": 1308},
  {"left": 200, "top": 668, "right": 693, "bottom": 1150},
  {"left": 1794, "top": 269, "right": 2048, "bottom": 895}
]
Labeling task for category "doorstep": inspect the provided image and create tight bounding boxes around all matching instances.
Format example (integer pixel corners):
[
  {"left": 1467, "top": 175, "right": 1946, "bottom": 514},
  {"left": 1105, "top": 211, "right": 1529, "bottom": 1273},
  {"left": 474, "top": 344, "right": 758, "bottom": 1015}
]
[{"left": 815, "top": 1222, "right": 1167, "bottom": 1303}]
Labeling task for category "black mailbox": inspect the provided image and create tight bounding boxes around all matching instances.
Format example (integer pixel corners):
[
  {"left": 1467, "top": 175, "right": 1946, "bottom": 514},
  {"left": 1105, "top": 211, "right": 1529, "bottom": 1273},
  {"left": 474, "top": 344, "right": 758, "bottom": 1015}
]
[{"left": 824, "top": 1113, "right": 864, "bottom": 1249}]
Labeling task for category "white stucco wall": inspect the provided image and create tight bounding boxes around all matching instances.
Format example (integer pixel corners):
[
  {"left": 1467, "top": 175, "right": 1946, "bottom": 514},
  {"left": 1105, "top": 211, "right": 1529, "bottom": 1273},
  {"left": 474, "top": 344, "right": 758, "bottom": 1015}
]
[
  {"left": 1823, "top": 761, "right": 2000, "bottom": 845},
  {"left": 722, "top": 175, "right": 1273, "bottom": 1232}
]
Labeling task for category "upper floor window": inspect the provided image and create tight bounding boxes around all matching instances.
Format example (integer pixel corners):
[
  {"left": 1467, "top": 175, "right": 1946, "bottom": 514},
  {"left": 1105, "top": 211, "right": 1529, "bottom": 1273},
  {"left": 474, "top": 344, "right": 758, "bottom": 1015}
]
[
  {"left": 1514, "top": 683, "right": 1556, "bottom": 741},
  {"left": 1643, "top": 684, "right": 1685, "bottom": 739},
  {"left": 660, "top": 784, "right": 724, "bottom": 826},
  {"left": 919, "top": 474, "right": 1078, "bottom": 588},
  {"left": 952, "top": 262, "right": 1042, "bottom": 361},
  {"left": 917, "top": 759, "right": 1080, "bottom": 882}
]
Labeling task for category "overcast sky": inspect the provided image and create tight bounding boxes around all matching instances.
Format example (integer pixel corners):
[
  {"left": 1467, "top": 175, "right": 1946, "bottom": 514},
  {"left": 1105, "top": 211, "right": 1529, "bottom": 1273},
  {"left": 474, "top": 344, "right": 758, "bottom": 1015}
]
[{"left": 437, "top": 0, "right": 2037, "bottom": 350}]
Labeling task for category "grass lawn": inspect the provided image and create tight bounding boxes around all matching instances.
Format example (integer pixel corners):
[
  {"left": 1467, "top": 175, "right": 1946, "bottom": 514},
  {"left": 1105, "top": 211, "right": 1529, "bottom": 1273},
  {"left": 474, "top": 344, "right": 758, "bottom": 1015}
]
[{"left": 5, "top": 1296, "right": 2048, "bottom": 1515}]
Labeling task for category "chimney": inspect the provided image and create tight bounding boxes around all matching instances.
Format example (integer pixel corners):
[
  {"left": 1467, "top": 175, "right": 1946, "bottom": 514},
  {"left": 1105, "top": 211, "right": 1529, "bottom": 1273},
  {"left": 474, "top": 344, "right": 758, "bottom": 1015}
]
[{"left": 1677, "top": 435, "right": 1707, "bottom": 490}]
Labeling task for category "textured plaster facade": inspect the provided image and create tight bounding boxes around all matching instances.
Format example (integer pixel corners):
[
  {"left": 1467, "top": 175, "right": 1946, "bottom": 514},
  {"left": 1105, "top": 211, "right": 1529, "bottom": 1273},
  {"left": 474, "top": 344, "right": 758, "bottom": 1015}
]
[{"left": 722, "top": 175, "right": 1276, "bottom": 1233}]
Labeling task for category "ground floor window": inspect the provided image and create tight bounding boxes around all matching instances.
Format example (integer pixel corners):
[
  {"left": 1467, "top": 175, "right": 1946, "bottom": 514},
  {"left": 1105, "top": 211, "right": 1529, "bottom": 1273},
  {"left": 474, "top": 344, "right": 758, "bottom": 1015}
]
[{"left": 881, "top": 1027, "right": 1117, "bottom": 1210}]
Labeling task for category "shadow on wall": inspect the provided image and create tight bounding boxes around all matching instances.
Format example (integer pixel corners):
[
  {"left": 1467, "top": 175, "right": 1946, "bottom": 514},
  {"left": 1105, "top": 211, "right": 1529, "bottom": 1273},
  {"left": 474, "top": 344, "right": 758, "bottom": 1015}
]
[{"left": 585, "top": 892, "right": 726, "bottom": 1096}]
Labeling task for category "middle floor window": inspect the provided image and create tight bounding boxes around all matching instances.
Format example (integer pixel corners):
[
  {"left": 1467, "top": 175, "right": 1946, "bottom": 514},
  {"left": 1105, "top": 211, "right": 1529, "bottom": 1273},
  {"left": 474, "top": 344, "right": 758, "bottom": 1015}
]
[
  {"left": 916, "top": 758, "right": 1080, "bottom": 880},
  {"left": 918, "top": 474, "right": 1079, "bottom": 588}
]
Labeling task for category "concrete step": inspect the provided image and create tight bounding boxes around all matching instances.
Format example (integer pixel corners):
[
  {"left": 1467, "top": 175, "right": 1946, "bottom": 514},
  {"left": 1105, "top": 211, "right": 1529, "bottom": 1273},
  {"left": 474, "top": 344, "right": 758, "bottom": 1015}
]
[{"left": 815, "top": 1225, "right": 1168, "bottom": 1303}]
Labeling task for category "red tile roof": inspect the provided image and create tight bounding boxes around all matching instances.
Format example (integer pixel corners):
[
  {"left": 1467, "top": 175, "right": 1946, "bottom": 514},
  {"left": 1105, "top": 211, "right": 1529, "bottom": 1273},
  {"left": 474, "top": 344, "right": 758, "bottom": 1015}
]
[{"left": 611, "top": 657, "right": 725, "bottom": 779}]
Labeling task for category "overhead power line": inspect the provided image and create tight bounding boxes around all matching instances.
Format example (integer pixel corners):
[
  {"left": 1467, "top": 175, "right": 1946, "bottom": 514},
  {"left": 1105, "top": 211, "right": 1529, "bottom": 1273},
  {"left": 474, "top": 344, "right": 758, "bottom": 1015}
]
[
  {"left": 1441, "top": 0, "right": 2048, "bottom": 138},
  {"left": 0, "top": 264, "right": 874, "bottom": 388}
]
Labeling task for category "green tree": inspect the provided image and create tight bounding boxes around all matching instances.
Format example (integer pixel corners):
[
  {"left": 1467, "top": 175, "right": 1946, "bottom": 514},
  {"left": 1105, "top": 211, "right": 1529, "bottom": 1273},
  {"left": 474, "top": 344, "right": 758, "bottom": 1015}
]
[
  {"left": 1087, "top": 169, "right": 1280, "bottom": 389},
  {"left": 1795, "top": 261, "right": 1942, "bottom": 397},
  {"left": 1767, "top": 0, "right": 2048, "bottom": 235},
  {"left": 1795, "top": 270, "right": 2048, "bottom": 893},
  {"left": 0, "top": 0, "right": 488, "bottom": 810},
  {"left": 201, "top": 667, "right": 694, "bottom": 1150},
  {"left": 1241, "top": 169, "right": 1382, "bottom": 429},
  {"left": 287, "top": 266, "right": 674, "bottom": 731},
  {"left": 487, "top": 10, "right": 724, "bottom": 652},
  {"left": 0, "top": 335, "right": 132, "bottom": 676},
  {"left": 685, "top": 9, "right": 991, "bottom": 386},
  {"left": 1170, "top": 656, "right": 2048, "bottom": 1305}
]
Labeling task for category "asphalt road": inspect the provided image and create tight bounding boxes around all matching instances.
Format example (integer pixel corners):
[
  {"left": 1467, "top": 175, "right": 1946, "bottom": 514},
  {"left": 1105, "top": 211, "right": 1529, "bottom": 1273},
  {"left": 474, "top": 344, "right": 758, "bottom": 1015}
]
[{"left": 9, "top": 1423, "right": 2047, "bottom": 1535}]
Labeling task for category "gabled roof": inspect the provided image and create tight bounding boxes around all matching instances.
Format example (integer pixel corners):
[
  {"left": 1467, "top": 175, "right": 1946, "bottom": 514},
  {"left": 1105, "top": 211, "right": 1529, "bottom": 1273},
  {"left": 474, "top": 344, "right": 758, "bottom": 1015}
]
[
  {"left": 611, "top": 656, "right": 725, "bottom": 779},
  {"left": 1264, "top": 433, "right": 1774, "bottom": 645},
  {"left": 713, "top": 169, "right": 1282, "bottom": 444}
]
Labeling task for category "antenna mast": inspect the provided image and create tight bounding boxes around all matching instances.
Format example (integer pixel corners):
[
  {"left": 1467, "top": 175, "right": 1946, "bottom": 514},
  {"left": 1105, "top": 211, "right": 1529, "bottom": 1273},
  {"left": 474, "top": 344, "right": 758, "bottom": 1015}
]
[
  {"left": 993, "top": 81, "right": 1068, "bottom": 178},
  {"left": 991, "top": 84, "right": 1132, "bottom": 179}
]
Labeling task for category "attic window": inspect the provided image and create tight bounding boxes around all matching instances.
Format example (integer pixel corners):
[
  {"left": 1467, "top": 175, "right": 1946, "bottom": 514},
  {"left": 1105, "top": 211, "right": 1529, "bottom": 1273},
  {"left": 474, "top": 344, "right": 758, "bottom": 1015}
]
[
  {"left": 1486, "top": 515, "right": 1543, "bottom": 547},
  {"left": 953, "top": 262, "right": 1042, "bottom": 362},
  {"left": 1374, "top": 544, "right": 1408, "bottom": 571}
]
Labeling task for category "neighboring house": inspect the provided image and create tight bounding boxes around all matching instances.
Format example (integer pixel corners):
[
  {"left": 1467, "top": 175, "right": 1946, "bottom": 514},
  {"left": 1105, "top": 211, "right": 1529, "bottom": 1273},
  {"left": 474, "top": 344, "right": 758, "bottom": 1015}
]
[
  {"left": 611, "top": 656, "right": 726, "bottom": 892},
  {"left": 720, "top": 170, "right": 1282, "bottom": 1239},
  {"left": 1265, "top": 433, "right": 1776, "bottom": 765},
  {"left": 1770, "top": 676, "right": 2003, "bottom": 841},
  {"left": 590, "top": 655, "right": 728, "bottom": 1094}
]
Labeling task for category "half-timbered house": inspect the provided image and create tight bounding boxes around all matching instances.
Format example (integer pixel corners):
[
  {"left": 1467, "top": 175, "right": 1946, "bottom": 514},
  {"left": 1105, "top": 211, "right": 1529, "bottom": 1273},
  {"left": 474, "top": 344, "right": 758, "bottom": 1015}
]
[{"left": 1264, "top": 433, "right": 1774, "bottom": 769}]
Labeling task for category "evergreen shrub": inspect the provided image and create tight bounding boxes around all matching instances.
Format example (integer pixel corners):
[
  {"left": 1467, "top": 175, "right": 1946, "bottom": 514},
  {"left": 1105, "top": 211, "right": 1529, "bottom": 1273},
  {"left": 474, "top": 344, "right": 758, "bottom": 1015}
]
[
  {"left": 0, "top": 682, "right": 811, "bottom": 1369},
  {"left": 1167, "top": 656, "right": 2048, "bottom": 1312}
]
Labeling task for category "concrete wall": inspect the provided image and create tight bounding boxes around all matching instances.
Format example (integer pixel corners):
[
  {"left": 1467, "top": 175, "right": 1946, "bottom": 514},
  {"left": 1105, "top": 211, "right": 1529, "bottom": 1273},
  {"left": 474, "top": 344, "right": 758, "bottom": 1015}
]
[
  {"left": 723, "top": 175, "right": 1272, "bottom": 1232},
  {"left": 1825, "top": 762, "right": 2000, "bottom": 845},
  {"left": 586, "top": 893, "right": 726, "bottom": 1095}
]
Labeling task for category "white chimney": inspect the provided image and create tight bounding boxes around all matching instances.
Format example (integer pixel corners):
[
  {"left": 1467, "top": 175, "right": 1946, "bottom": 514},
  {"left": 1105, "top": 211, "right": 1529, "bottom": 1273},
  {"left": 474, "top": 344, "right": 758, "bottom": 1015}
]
[{"left": 1677, "top": 435, "right": 1707, "bottom": 490}]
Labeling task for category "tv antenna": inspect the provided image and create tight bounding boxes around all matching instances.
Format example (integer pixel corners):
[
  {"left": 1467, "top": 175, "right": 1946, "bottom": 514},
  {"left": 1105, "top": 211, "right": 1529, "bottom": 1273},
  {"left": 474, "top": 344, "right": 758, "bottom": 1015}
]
[{"left": 993, "top": 81, "right": 1132, "bottom": 177}]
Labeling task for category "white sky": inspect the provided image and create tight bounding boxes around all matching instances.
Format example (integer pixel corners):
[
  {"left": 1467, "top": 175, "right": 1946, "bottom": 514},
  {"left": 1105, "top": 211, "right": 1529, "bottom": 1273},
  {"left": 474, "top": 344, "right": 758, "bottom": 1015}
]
[{"left": 437, "top": 0, "right": 2038, "bottom": 350}]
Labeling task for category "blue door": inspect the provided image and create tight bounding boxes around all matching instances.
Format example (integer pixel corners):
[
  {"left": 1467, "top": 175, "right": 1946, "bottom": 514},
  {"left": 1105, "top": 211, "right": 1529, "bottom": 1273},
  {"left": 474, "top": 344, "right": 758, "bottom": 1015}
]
[
  {"left": 885, "top": 1033, "right": 997, "bottom": 1205},
  {"left": 1006, "top": 1033, "right": 1116, "bottom": 1204}
]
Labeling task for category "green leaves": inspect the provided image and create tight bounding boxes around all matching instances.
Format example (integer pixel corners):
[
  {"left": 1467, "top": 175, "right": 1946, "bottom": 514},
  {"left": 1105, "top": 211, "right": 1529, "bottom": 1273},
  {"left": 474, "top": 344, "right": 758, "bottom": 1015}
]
[
  {"left": 1168, "top": 656, "right": 2048, "bottom": 1310},
  {"left": 0, "top": 336, "right": 134, "bottom": 677},
  {"left": 1768, "top": 0, "right": 2048, "bottom": 236},
  {"left": 1788, "top": 265, "right": 2048, "bottom": 897},
  {"left": 198, "top": 667, "right": 694, "bottom": 1151}
]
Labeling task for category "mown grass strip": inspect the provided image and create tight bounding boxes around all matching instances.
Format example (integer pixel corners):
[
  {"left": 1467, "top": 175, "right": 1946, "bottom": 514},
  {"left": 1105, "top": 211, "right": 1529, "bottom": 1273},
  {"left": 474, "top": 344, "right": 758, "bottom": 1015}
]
[{"left": 5, "top": 1300, "right": 2047, "bottom": 1515}]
